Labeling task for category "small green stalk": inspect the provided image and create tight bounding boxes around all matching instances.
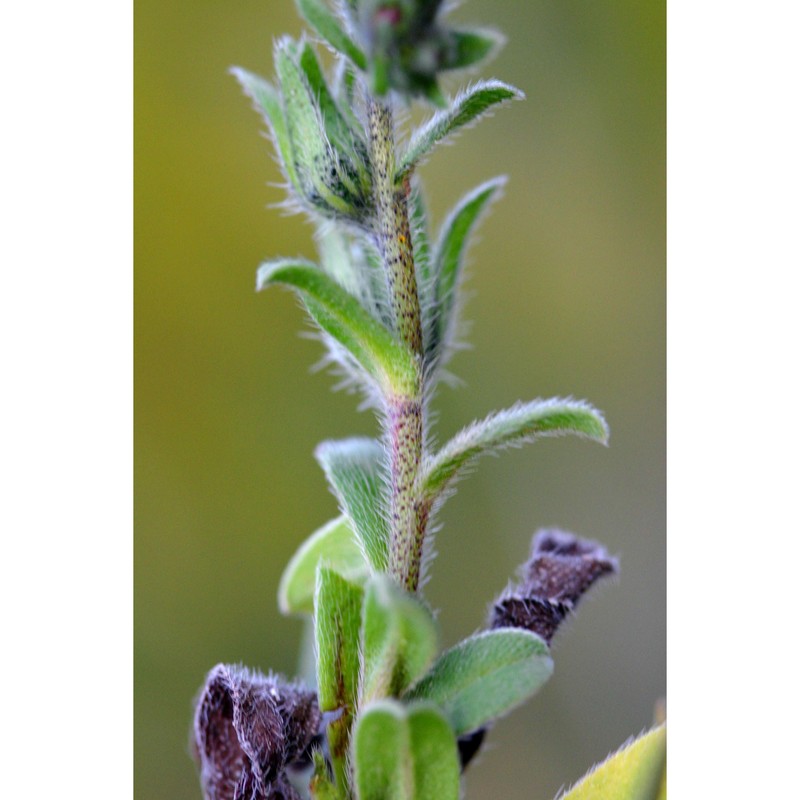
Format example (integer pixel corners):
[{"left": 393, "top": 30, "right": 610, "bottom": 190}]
[{"left": 367, "top": 97, "right": 426, "bottom": 593}]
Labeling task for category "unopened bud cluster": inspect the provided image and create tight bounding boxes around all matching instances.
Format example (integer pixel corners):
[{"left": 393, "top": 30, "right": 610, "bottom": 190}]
[{"left": 353, "top": 0, "right": 503, "bottom": 103}]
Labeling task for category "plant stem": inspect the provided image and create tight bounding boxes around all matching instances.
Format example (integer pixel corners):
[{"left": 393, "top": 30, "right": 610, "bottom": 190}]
[
  {"left": 367, "top": 97, "right": 426, "bottom": 593},
  {"left": 367, "top": 99, "right": 423, "bottom": 356},
  {"left": 385, "top": 395, "right": 424, "bottom": 592}
]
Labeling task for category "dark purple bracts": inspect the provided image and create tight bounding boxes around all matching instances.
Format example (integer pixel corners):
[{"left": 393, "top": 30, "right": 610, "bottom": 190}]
[
  {"left": 193, "top": 664, "right": 322, "bottom": 800},
  {"left": 490, "top": 528, "right": 618, "bottom": 644}
]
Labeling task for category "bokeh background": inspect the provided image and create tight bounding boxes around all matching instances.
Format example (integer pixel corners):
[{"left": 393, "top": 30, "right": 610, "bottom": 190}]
[{"left": 135, "top": 1, "right": 664, "bottom": 798}]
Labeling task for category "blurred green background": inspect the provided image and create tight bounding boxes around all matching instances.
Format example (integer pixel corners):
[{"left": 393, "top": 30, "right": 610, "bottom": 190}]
[{"left": 135, "top": 1, "right": 664, "bottom": 798}]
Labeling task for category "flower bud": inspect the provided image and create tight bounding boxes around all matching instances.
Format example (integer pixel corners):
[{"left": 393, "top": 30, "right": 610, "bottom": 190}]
[
  {"left": 192, "top": 664, "right": 322, "bottom": 800},
  {"left": 356, "top": 1, "right": 501, "bottom": 103},
  {"left": 490, "top": 529, "right": 618, "bottom": 644}
]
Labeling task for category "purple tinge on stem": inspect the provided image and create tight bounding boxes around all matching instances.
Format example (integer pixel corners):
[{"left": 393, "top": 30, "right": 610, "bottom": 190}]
[
  {"left": 192, "top": 664, "right": 322, "bottom": 800},
  {"left": 490, "top": 528, "right": 618, "bottom": 644}
]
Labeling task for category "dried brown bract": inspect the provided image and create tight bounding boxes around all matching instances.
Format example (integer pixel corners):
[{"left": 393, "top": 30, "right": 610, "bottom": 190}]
[
  {"left": 490, "top": 529, "right": 618, "bottom": 644},
  {"left": 193, "top": 664, "right": 322, "bottom": 800}
]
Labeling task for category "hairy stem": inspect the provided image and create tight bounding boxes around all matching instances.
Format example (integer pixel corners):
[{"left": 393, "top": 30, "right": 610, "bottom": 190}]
[
  {"left": 385, "top": 395, "right": 424, "bottom": 592},
  {"left": 367, "top": 99, "right": 423, "bottom": 356},
  {"left": 367, "top": 97, "right": 426, "bottom": 593}
]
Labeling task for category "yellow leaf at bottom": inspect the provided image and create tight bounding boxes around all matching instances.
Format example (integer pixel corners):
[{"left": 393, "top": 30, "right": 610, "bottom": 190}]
[{"left": 559, "top": 724, "right": 666, "bottom": 800}]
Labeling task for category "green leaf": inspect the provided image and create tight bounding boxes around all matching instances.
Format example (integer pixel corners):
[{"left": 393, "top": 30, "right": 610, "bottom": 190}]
[
  {"left": 397, "top": 80, "right": 524, "bottom": 181},
  {"left": 295, "top": 0, "right": 367, "bottom": 70},
  {"left": 332, "top": 58, "right": 363, "bottom": 134},
  {"left": 408, "top": 184, "right": 437, "bottom": 353},
  {"left": 406, "top": 629, "right": 553, "bottom": 736},
  {"left": 310, "top": 750, "right": 340, "bottom": 800},
  {"left": 315, "top": 566, "right": 364, "bottom": 712},
  {"left": 427, "top": 176, "right": 506, "bottom": 368},
  {"left": 297, "top": 42, "right": 370, "bottom": 190},
  {"left": 278, "top": 516, "right": 369, "bottom": 615},
  {"left": 315, "top": 439, "right": 390, "bottom": 572},
  {"left": 409, "top": 182, "right": 432, "bottom": 286},
  {"left": 274, "top": 38, "right": 346, "bottom": 213},
  {"left": 440, "top": 28, "right": 506, "bottom": 72},
  {"left": 257, "top": 259, "right": 418, "bottom": 396},
  {"left": 419, "top": 398, "right": 609, "bottom": 502},
  {"left": 353, "top": 700, "right": 460, "bottom": 800},
  {"left": 315, "top": 223, "right": 362, "bottom": 296},
  {"left": 559, "top": 724, "right": 667, "bottom": 800},
  {"left": 315, "top": 567, "right": 364, "bottom": 793},
  {"left": 229, "top": 67, "right": 300, "bottom": 190},
  {"left": 361, "top": 575, "right": 438, "bottom": 703},
  {"left": 274, "top": 37, "right": 368, "bottom": 220},
  {"left": 315, "top": 225, "right": 392, "bottom": 330},
  {"left": 358, "top": 235, "right": 393, "bottom": 326},
  {"left": 369, "top": 52, "right": 390, "bottom": 97}
]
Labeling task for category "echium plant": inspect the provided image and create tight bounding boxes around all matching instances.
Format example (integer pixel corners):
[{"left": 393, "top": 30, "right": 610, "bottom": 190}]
[{"left": 192, "top": 2, "right": 666, "bottom": 799}]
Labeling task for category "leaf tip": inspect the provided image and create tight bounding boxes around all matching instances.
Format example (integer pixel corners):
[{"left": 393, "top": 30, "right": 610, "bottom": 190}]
[
  {"left": 255, "top": 261, "right": 275, "bottom": 292},
  {"left": 484, "top": 78, "right": 526, "bottom": 101},
  {"left": 554, "top": 397, "right": 610, "bottom": 445},
  {"left": 276, "top": 578, "right": 293, "bottom": 616},
  {"left": 589, "top": 405, "right": 611, "bottom": 445}
]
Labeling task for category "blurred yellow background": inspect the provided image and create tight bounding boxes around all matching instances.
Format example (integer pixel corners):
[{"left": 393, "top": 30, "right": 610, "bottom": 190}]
[{"left": 135, "top": 1, "right": 664, "bottom": 798}]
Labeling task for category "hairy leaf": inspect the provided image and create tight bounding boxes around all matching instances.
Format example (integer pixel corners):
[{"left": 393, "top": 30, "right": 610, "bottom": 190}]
[
  {"left": 278, "top": 516, "right": 369, "bottom": 615},
  {"left": 230, "top": 67, "right": 300, "bottom": 189},
  {"left": 397, "top": 80, "right": 524, "bottom": 181},
  {"left": 559, "top": 724, "right": 667, "bottom": 800},
  {"left": 275, "top": 37, "right": 369, "bottom": 220},
  {"left": 315, "top": 567, "right": 363, "bottom": 712},
  {"left": 315, "top": 225, "right": 392, "bottom": 335},
  {"left": 315, "top": 223, "right": 362, "bottom": 296},
  {"left": 357, "top": 235, "right": 393, "bottom": 328},
  {"left": 297, "top": 42, "right": 369, "bottom": 190},
  {"left": 353, "top": 700, "right": 460, "bottom": 800},
  {"left": 406, "top": 629, "right": 553, "bottom": 736},
  {"left": 274, "top": 38, "right": 347, "bottom": 212},
  {"left": 440, "top": 28, "right": 506, "bottom": 72},
  {"left": 368, "top": 50, "right": 390, "bottom": 98},
  {"left": 310, "top": 750, "right": 340, "bottom": 800},
  {"left": 409, "top": 183, "right": 432, "bottom": 283},
  {"left": 295, "top": 0, "right": 367, "bottom": 70},
  {"left": 333, "top": 58, "right": 363, "bottom": 132},
  {"left": 314, "top": 567, "right": 364, "bottom": 795},
  {"left": 427, "top": 176, "right": 506, "bottom": 368},
  {"left": 409, "top": 184, "right": 439, "bottom": 358},
  {"left": 315, "top": 438, "right": 390, "bottom": 572},
  {"left": 361, "top": 575, "right": 438, "bottom": 703},
  {"left": 257, "top": 259, "right": 418, "bottom": 396},
  {"left": 419, "top": 398, "right": 609, "bottom": 502}
]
